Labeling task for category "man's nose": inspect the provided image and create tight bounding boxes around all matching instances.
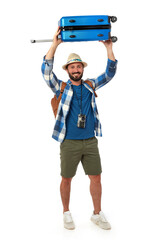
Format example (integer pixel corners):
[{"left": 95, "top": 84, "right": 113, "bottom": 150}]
[{"left": 75, "top": 67, "right": 80, "bottom": 72}]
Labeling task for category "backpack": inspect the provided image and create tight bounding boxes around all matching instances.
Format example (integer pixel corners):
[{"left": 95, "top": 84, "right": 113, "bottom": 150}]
[{"left": 51, "top": 80, "right": 97, "bottom": 118}]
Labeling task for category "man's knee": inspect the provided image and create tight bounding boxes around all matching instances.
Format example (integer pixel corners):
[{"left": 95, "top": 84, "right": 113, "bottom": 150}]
[
  {"left": 61, "top": 176, "right": 72, "bottom": 184},
  {"left": 88, "top": 174, "right": 101, "bottom": 183}
]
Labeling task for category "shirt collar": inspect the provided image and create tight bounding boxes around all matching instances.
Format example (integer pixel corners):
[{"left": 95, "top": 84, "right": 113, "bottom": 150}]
[
  {"left": 67, "top": 79, "right": 84, "bottom": 85},
  {"left": 67, "top": 79, "right": 72, "bottom": 85}
]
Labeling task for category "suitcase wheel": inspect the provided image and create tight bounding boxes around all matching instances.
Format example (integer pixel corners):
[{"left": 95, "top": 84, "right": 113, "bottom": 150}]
[
  {"left": 111, "top": 36, "right": 118, "bottom": 42},
  {"left": 110, "top": 16, "right": 117, "bottom": 23}
]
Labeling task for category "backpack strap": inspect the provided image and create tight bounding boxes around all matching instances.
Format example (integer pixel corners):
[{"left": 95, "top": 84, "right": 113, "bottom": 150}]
[
  {"left": 84, "top": 80, "right": 98, "bottom": 97},
  {"left": 57, "top": 82, "right": 67, "bottom": 102},
  {"left": 51, "top": 82, "right": 67, "bottom": 118},
  {"left": 60, "top": 81, "right": 67, "bottom": 94}
]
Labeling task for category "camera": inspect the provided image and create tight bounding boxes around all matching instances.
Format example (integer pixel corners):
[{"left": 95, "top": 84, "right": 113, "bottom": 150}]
[{"left": 77, "top": 114, "right": 86, "bottom": 128}]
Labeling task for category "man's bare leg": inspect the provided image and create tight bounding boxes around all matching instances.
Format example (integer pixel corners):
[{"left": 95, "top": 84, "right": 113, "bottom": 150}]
[
  {"left": 88, "top": 174, "right": 102, "bottom": 214},
  {"left": 60, "top": 177, "right": 72, "bottom": 213}
]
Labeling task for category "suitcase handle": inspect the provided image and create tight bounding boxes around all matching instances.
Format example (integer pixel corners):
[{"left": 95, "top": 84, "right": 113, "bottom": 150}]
[
  {"left": 97, "top": 19, "right": 104, "bottom": 22},
  {"left": 97, "top": 34, "right": 104, "bottom": 37},
  {"left": 69, "top": 19, "right": 76, "bottom": 23},
  {"left": 70, "top": 35, "right": 76, "bottom": 38}
]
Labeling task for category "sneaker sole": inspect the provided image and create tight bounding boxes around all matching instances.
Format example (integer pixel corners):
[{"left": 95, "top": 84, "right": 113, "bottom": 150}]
[
  {"left": 91, "top": 218, "right": 111, "bottom": 230},
  {"left": 64, "top": 224, "right": 75, "bottom": 230}
]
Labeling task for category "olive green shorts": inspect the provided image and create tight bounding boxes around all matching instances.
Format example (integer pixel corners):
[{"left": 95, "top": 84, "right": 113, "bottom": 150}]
[{"left": 60, "top": 137, "right": 102, "bottom": 178}]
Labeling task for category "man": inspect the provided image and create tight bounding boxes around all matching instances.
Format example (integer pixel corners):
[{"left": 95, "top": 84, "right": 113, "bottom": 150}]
[{"left": 41, "top": 27, "right": 117, "bottom": 230}]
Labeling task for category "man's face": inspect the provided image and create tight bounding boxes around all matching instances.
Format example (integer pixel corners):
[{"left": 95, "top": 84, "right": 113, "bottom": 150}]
[{"left": 66, "top": 62, "right": 84, "bottom": 82}]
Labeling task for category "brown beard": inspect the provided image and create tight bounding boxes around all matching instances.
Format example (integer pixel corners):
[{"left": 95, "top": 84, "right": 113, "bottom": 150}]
[{"left": 68, "top": 71, "right": 83, "bottom": 82}]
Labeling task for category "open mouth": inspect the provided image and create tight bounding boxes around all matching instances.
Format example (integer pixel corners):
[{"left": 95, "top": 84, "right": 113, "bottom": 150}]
[{"left": 72, "top": 72, "right": 80, "bottom": 77}]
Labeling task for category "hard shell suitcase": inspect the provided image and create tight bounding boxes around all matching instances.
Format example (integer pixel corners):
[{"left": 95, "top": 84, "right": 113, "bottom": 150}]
[{"left": 59, "top": 15, "right": 117, "bottom": 42}]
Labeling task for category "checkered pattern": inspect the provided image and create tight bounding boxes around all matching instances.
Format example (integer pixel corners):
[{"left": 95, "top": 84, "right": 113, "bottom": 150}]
[{"left": 41, "top": 56, "right": 117, "bottom": 142}]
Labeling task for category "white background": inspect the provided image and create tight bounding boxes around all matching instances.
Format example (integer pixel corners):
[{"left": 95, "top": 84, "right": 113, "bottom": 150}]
[{"left": 0, "top": 0, "right": 156, "bottom": 239}]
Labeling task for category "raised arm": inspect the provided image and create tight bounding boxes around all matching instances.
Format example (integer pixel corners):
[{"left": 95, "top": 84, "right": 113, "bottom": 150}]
[
  {"left": 91, "top": 40, "right": 117, "bottom": 91},
  {"left": 99, "top": 39, "right": 115, "bottom": 61},
  {"left": 41, "top": 28, "right": 63, "bottom": 94}
]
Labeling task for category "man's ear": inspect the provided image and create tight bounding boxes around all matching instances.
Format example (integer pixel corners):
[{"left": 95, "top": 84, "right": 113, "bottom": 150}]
[{"left": 65, "top": 66, "right": 69, "bottom": 74}]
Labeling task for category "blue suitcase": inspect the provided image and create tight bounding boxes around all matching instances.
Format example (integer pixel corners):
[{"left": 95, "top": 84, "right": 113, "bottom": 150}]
[{"left": 59, "top": 15, "right": 117, "bottom": 42}]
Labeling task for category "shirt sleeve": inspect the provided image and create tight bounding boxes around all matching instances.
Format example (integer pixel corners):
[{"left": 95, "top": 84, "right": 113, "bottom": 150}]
[
  {"left": 41, "top": 56, "right": 62, "bottom": 94},
  {"left": 91, "top": 59, "right": 118, "bottom": 91}
]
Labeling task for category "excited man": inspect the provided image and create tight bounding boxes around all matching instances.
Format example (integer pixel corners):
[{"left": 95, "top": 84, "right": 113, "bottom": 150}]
[{"left": 41, "top": 28, "right": 118, "bottom": 230}]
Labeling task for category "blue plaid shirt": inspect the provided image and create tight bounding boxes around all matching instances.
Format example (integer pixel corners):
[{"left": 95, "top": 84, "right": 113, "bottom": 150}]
[{"left": 41, "top": 57, "right": 117, "bottom": 143}]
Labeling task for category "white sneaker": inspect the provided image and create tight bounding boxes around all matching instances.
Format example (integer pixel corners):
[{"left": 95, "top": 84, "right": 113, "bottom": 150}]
[
  {"left": 91, "top": 211, "right": 111, "bottom": 230},
  {"left": 63, "top": 211, "right": 75, "bottom": 230}
]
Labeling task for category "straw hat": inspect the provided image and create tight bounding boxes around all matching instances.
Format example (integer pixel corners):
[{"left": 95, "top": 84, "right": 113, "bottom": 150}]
[{"left": 62, "top": 53, "right": 87, "bottom": 70}]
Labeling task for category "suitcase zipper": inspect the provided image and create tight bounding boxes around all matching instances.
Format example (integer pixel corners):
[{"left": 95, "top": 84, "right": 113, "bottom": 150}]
[{"left": 61, "top": 25, "right": 111, "bottom": 31}]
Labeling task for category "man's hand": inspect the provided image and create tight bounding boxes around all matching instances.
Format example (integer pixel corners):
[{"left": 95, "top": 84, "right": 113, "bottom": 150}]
[
  {"left": 99, "top": 39, "right": 113, "bottom": 50},
  {"left": 99, "top": 40, "right": 115, "bottom": 62},
  {"left": 53, "top": 27, "right": 62, "bottom": 47}
]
